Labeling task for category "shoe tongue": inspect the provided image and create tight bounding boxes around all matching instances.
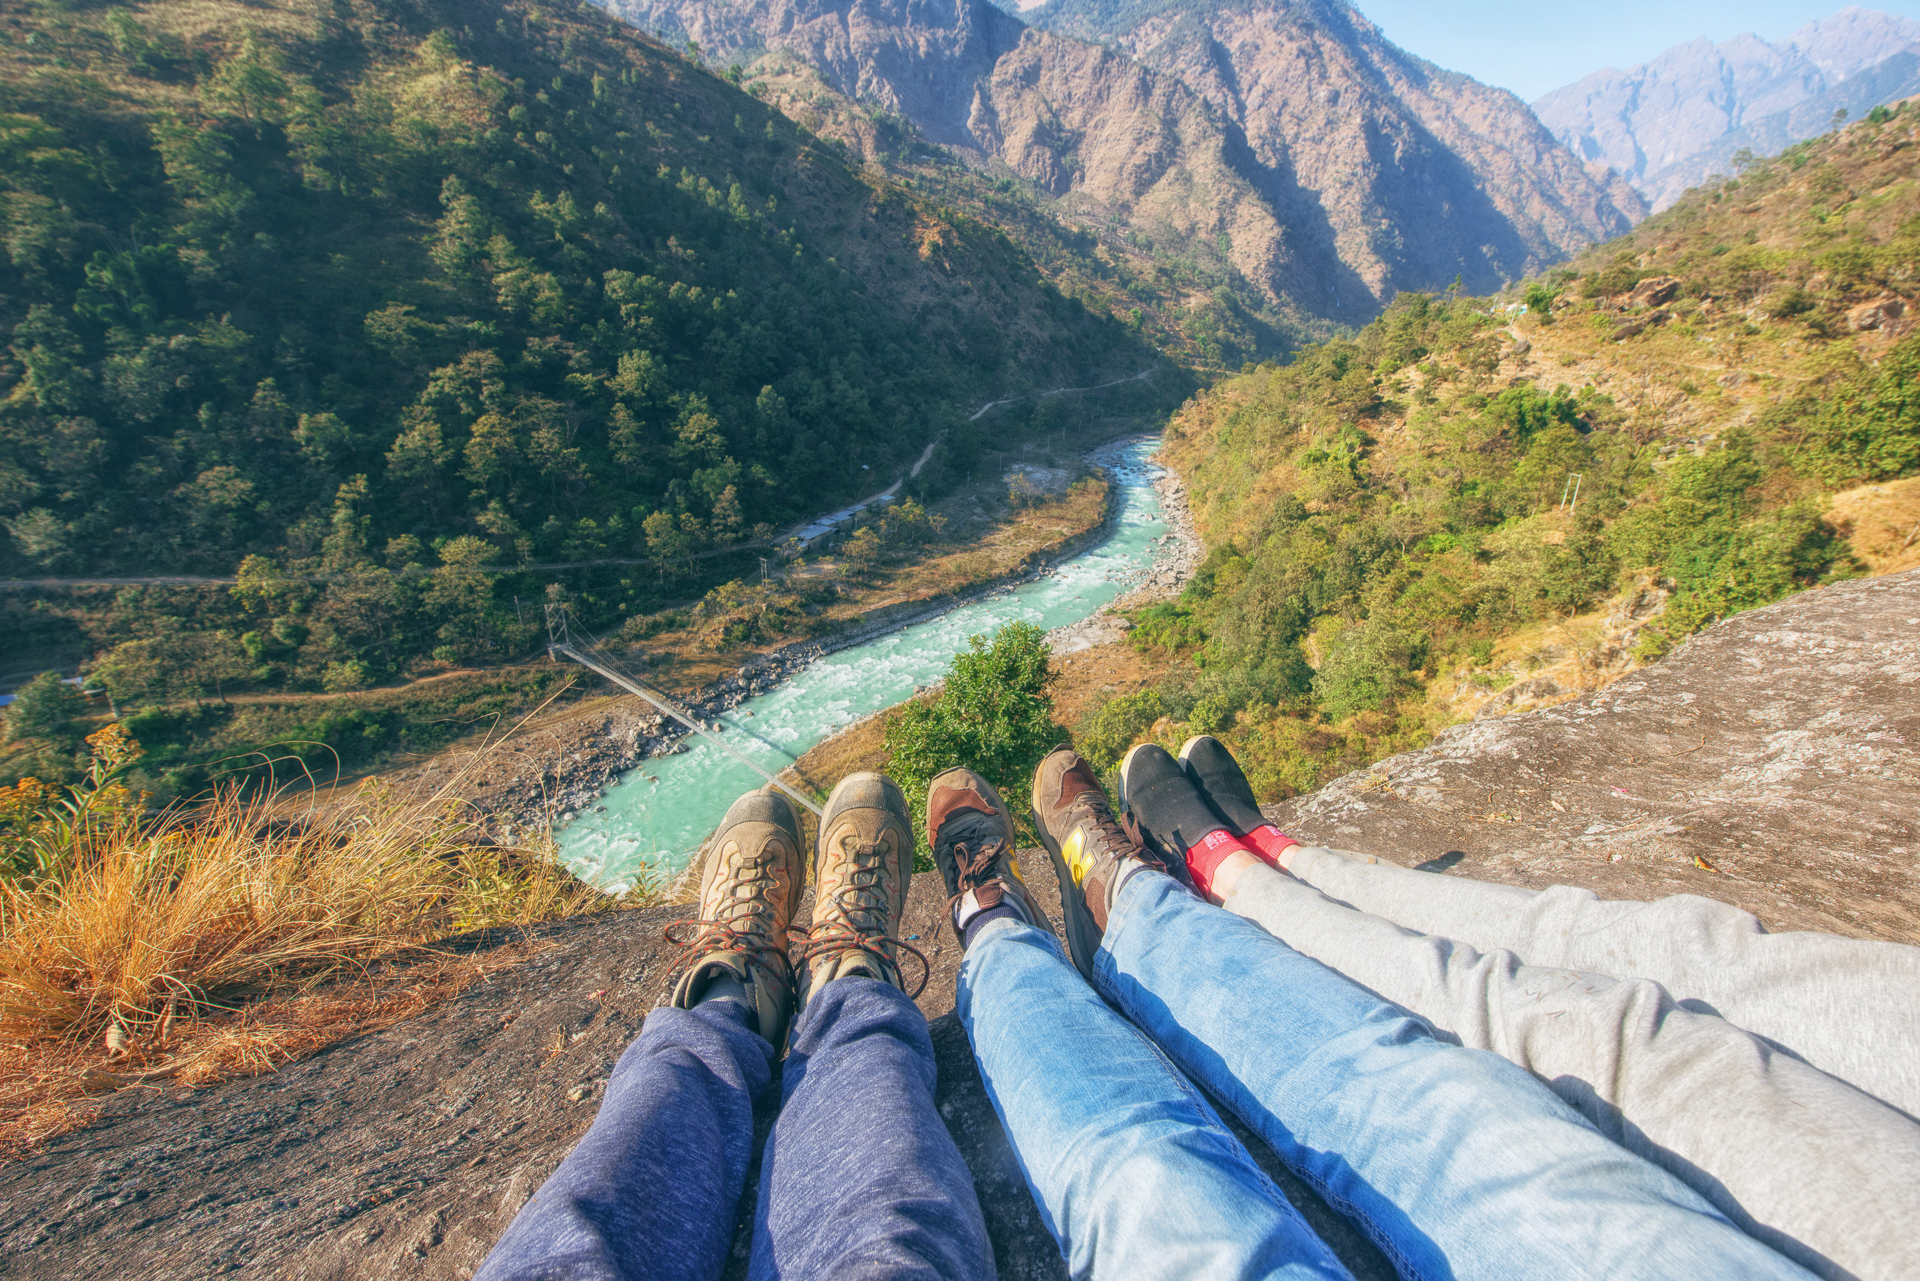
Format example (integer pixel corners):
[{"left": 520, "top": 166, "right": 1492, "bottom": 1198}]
[
  {"left": 1056, "top": 760, "right": 1105, "bottom": 807},
  {"left": 942, "top": 806, "right": 1004, "bottom": 848}
]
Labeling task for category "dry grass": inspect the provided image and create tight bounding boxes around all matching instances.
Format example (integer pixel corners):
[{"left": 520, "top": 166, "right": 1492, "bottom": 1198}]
[
  {"left": 1826, "top": 476, "right": 1920, "bottom": 576},
  {"left": 0, "top": 725, "right": 633, "bottom": 1159},
  {"left": 0, "top": 787, "right": 604, "bottom": 1048}
]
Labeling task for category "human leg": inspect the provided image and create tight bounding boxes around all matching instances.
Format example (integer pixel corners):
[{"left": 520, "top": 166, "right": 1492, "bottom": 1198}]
[
  {"left": 1283, "top": 843, "right": 1920, "bottom": 1116},
  {"left": 476, "top": 789, "right": 806, "bottom": 1281},
  {"left": 1071, "top": 748, "right": 1813, "bottom": 1281},
  {"left": 747, "top": 773, "right": 993, "bottom": 1281},
  {"left": 1223, "top": 861, "right": 1920, "bottom": 1281},
  {"left": 932, "top": 764, "right": 1351, "bottom": 1281}
]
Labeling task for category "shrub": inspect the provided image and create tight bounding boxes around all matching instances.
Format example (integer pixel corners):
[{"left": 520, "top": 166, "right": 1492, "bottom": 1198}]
[
  {"left": 1799, "top": 332, "right": 1920, "bottom": 483},
  {"left": 321, "top": 659, "right": 374, "bottom": 692},
  {"left": 1, "top": 673, "right": 85, "bottom": 748},
  {"left": 1310, "top": 619, "right": 1426, "bottom": 721},
  {"left": 884, "top": 621, "right": 1062, "bottom": 862},
  {"left": 1075, "top": 689, "right": 1164, "bottom": 774}
]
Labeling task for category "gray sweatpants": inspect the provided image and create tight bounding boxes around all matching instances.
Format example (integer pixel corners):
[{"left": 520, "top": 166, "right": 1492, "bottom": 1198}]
[{"left": 1223, "top": 849, "right": 1920, "bottom": 1281}]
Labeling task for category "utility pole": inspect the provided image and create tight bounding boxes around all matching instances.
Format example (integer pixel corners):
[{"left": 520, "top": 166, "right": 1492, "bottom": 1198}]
[{"left": 1559, "top": 474, "right": 1584, "bottom": 513}]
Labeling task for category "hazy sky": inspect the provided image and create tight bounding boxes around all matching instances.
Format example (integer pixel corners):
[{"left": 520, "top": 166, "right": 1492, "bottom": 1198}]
[{"left": 1353, "top": 1, "right": 1920, "bottom": 101}]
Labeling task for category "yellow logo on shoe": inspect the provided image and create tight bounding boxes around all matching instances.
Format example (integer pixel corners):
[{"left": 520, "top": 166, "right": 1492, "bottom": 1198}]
[{"left": 1062, "top": 828, "right": 1093, "bottom": 885}]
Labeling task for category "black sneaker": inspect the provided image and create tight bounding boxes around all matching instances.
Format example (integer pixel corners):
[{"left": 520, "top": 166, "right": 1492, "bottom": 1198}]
[
  {"left": 925, "top": 767, "right": 1049, "bottom": 945},
  {"left": 1030, "top": 746, "right": 1167, "bottom": 978},
  {"left": 1177, "top": 735, "right": 1300, "bottom": 864},
  {"left": 1118, "top": 742, "right": 1242, "bottom": 873}
]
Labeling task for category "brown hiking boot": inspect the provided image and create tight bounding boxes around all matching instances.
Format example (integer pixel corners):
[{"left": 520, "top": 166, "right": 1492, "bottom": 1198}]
[
  {"left": 926, "top": 767, "right": 1049, "bottom": 945},
  {"left": 1031, "top": 745, "right": 1169, "bottom": 978},
  {"left": 667, "top": 788, "right": 805, "bottom": 1043},
  {"left": 792, "top": 772, "right": 926, "bottom": 1001}
]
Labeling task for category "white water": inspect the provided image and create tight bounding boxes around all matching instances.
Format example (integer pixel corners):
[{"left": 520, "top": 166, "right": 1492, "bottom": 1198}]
[{"left": 559, "top": 438, "right": 1171, "bottom": 893}]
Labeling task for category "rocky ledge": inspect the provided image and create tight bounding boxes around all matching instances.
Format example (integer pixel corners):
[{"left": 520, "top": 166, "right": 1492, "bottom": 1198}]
[
  {"left": 1266, "top": 567, "right": 1920, "bottom": 944},
  {"left": 5, "top": 570, "right": 1915, "bottom": 1278}
]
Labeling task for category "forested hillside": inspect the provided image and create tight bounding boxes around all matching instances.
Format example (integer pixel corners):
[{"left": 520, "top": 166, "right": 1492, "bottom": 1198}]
[
  {"left": 0, "top": 0, "right": 1151, "bottom": 583},
  {"left": 1084, "top": 105, "right": 1920, "bottom": 798}
]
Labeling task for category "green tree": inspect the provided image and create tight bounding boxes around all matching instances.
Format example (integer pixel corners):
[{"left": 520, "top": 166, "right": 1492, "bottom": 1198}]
[
  {"left": 3, "top": 672, "right": 85, "bottom": 746},
  {"left": 884, "top": 622, "right": 1063, "bottom": 863}
]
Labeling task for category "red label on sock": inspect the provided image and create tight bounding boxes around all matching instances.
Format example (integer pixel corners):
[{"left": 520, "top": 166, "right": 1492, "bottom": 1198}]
[
  {"left": 1187, "top": 828, "right": 1256, "bottom": 896},
  {"left": 1246, "top": 825, "right": 1299, "bottom": 865}
]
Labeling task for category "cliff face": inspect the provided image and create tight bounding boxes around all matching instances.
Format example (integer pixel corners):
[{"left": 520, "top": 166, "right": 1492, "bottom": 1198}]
[
  {"left": 599, "top": 0, "right": 1642, "bottom": 324},
  {"left": 1038, "top": 0, "right": 1646, "bottom": 309},
  {"left": 1535, "top": 7, "right": 1920, "bottom": 210}
]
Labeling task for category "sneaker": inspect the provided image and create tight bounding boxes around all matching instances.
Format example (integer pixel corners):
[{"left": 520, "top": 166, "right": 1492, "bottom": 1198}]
[
  {"left": 926, "top": 767, "right": 1049, "bottom": 945},
  {"left": 1030, "top": 746, "right": 1167, "bottom": 978},
  {"left": 667, "top": 788, "right": 806, "bottom": 1044},
  {"left": 1118, "top": 742, "right": 1258, "bottom": 897},
  {"left": 1178, "top": 735, "right": 1299, "bottom": 864},
  {"left": 792, "top": 772, "right": 925, "bottom": 1000}
]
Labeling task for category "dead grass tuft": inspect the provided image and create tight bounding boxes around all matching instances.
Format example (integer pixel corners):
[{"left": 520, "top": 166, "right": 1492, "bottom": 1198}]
[{"left": 0, "top": 786, "right": 607, "bottom": 1048}]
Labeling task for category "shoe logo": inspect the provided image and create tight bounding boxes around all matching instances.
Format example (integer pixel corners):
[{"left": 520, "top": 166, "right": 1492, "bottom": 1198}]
[{"left": 1062, "top": 828, "right": 1093, "bottom": 885}]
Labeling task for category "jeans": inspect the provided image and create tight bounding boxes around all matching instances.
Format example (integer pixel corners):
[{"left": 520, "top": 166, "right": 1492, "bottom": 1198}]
[
  {"left": 475, "top": 977, "right": 992, "bottom": 1281},
  {"left": 1226, "top": 859, "right": 1920, "bottom": 1281},
  {"left": 956, "top": 914, "right": 1354, "bottom": 1281},
  {"left": 962, "top": 870, "right": 1814, "bottom": 1281}
]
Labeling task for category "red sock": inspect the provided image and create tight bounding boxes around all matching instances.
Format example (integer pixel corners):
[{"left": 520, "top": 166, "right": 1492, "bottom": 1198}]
[
  {"left": 1242, "top": 825, "right": 1300, "bottom": 866},
  {"left": 1185, "top": 828, "right": 1259, "bottom": 897}
]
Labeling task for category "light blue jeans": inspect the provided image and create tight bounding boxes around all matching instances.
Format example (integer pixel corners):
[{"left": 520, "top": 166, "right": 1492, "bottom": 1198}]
[{"left": 958, "top": 871, "right": 1814, "bottom": 1281}]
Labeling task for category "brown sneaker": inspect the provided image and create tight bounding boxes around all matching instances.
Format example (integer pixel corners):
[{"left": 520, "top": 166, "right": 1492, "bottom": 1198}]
[
  {"left": 792, "top": 772, "right": 926, "bottom": 1000},
  {"left": 926, "top": 767, "right": 1049, "bottom": 945},
  {"left": 667, "top": 788, "right": 806, "bottom": 1043},
  {"left": 1031, "top": 745, "right": 1169, "bottom": 978}
]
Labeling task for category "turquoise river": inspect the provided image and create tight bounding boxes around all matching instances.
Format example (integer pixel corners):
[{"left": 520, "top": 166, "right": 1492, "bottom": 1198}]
[{"left": 558, "top": 437, "right": 1172, "bottom": 892}]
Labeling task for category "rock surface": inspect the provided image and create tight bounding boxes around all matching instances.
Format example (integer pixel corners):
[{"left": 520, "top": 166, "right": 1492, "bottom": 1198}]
[
  {"left": 1269, "top": 568, "right": 1920, "bottom": 945},
  {"left": 602, "top": 0, "right": 1640, "bottom": 322},
  {"left": 0, "top": 851, "right": 1393, "bottom": 1281}
]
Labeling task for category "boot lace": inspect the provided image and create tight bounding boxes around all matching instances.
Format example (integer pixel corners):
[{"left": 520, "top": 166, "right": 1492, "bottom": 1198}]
[
  {"left": 790, "top": 839, "right": 929, "bottom": 998},
  {"left": 664, "top": 854, "right": 791, "bottom": 987},
  {"left": 1066, "top": 789, "right": 1161, "bottom": 874}
]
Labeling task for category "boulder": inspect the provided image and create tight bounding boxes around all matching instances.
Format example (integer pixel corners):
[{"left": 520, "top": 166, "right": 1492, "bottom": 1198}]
[
  {"left": 1627, "top": 275, "right": 1682, "bottom": 308},
  {"left": 1846, "top": 295, "right": 1907, "bottom": 332}
]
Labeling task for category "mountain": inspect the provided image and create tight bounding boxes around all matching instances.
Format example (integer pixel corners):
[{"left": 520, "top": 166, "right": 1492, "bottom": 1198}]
[
  {"left": 598, "top": 0, "right": 1643, "bottom": 328},
  {"left": 1109, "top": 104, "right": 1918, "bottom": 804},
  {"left": 1535, "top": 6, "right": 1920, "bottom": 211},
  {"left": 0, "top": 0, "right": 1155, "bottom": 583}
]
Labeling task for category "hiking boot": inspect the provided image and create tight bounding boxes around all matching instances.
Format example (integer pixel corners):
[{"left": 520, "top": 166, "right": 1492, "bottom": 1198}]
[
  {"left": 1178, "top": 735, "right": 1299, "bottom": 864},
  {"left": 793, "top": 772, "right": 925, "bottom": 1001},
  {"left": 1031, "top": 746, "right": 1168, "bottom": 978},
  {"left": 926, "top": 767, "right": 1048, "bottom": 945},
  {"left": 1120, "top": 742, "right": 1256, "bottom": 896},
  {"left": 667, "top": 788, "right": 805, "bottom": 1044}
]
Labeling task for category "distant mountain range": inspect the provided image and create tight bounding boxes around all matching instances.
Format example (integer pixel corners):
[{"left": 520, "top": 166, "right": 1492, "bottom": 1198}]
[
  {"left": 1535, "top": 6, "right": 1920, "bottom": 210},
  {"left": 600, "top": 0, "right": 1642, "bottom": 325}
]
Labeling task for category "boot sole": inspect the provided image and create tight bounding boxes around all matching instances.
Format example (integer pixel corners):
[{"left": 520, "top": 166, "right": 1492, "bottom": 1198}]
[
  {"left": 925, "top": 767, "right": 1017, "bottom": 849},
  {"left": 1177, "top": 734, "right": 1263, "bottom": 835}
]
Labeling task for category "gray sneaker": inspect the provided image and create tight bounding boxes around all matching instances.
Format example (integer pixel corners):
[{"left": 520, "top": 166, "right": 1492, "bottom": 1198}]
[
  {"left": 793, "top": 772, "right": 926, "bottom": 1000},
  {"left": 667, "top": 788, "right": 805, "bottom": 1044}
]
